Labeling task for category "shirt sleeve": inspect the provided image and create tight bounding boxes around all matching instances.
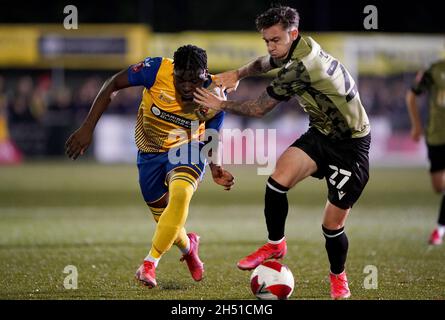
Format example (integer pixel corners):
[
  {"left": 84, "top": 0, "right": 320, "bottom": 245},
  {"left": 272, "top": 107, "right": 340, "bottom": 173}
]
[
  {"left": 411, "top": 68, "right": 433, "bottom": 95},
  {"left": 205, "top": 111, "right": 225, "bottom": 131},
  {"left": 265, "top": 62, "right": 300, "bottom": 101},
  {"left": 127, "top": 57, "right": 162, "bottom": 89}
]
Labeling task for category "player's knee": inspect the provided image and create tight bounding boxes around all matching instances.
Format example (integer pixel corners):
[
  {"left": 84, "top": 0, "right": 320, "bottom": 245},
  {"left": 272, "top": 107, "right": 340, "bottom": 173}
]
[
  {"left": 170, "top": 178, "right": 196, "bottom": 198},
  {"left": 432, "top": 181, "right": 445, "bottom": 194},
  {"left": 431, "top": 171, "right": 445, "bottom": 193},
  {"left": 270, "top": 172, "right": 293, "bottom": 189},
  {"left": 322, "top": 225, "right": 346, "bottom": 239},
  {"left": 169, "top": 170, "right": 199, "bottom": 191},
  {"left": 266, "top": 176, "right": 290, "bottom": 194}
]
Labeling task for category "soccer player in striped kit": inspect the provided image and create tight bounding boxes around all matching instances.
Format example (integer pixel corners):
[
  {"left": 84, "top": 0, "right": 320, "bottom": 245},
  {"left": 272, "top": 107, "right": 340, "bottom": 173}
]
[{"left": 66, "top": 45, "right": 234, "bottom": 288}]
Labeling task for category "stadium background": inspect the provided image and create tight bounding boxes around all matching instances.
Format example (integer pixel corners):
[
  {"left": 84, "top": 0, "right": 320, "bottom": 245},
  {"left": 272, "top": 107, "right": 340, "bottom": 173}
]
[{"left": 1, "top": 0, "right": 444, "bottom": 300}]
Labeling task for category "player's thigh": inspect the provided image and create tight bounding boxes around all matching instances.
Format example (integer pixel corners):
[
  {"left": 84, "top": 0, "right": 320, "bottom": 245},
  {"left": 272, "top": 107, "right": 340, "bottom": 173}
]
[
  {"left": 322, "top": 200, "right": 350, "bottom": 230},
  {"left": 271, "top": 147, "right": 318, "bottom": 188},
  {"left": 137, "top": 152, "right": 169, "bottom": 204},
  {"left": 165, "top": 142, "right": 206, "bottom": 186},
  {"left": 324, "top": 135, "right": 370, "bottom": 210}
]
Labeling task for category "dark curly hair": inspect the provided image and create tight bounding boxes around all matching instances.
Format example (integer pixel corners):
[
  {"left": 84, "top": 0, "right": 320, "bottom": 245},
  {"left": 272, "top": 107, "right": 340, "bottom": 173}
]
[
  {"left": 173, "top": 45, "right": 207, "bottom": 72},
  {"left": 255, "top": 5, "right": 300, "bottom": 31}
]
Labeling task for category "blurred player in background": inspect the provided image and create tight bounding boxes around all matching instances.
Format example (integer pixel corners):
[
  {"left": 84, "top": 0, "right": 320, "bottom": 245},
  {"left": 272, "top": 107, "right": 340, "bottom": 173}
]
[
  {"left": 406, "top": 59, "right": 445, "bottom": 245},
  {"left": 195, "top": 6, "right": 370, "bottom": 299},
  {"left": 65, "top": 45, "right": 234, "bottom": 288},
  {"left": 0, "top": 76, "right": 22, "bottom": 164}
]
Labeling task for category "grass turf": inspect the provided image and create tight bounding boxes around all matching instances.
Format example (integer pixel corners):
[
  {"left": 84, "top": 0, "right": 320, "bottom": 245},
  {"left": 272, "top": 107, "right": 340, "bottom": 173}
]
[{"left": 0, "top": 162, "right": 444, "bottom": 299}]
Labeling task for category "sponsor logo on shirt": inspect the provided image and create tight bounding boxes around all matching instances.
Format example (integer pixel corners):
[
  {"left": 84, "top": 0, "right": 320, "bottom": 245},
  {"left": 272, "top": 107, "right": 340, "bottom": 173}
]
[
  {"left": 159, "top": 90, "right": 175, "bottom": 104},
  {"left": 151, "top": 104, "right": 193, "bottom": 129}
]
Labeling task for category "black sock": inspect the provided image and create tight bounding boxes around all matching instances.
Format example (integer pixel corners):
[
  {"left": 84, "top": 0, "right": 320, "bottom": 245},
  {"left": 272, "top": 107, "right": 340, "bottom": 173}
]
[
  {"left": 322, "top": 225, "right": 349, "bottom": 275},
  {"left": 438, "top": 195, "right": 445, "bottom": 226},
  {"left": 264, "top": 177, "right": 289, "bottom": 241}
]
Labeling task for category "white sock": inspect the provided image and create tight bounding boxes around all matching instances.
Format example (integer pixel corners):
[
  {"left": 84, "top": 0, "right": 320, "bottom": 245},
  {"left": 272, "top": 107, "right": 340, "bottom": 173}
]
[
  {"left": 144, "top": 254, "right": 160, "bottom": 268},
  {"left": 179, "top": 238, "right": 191, "bottom": 255},
  {"left": 268, "top": 237, "right": 285, "bottom": 245},
  {"left": 437, "top": 225, "right": 445, "bottom": 238}
]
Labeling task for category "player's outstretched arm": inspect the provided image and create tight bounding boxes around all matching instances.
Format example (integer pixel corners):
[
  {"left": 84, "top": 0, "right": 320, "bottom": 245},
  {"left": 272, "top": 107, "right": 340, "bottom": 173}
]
[
  {"left": 405, "top": 90, "right": 423, "bottom": 142},
  {"left": 194, "top": 88, "right": 279, "bottom": 118},
  {"left": 215, "top": 55, "right": 274, "bottom": 93},
  {"left": 65, "top": 69, "right": 131, "bottom": 160}
]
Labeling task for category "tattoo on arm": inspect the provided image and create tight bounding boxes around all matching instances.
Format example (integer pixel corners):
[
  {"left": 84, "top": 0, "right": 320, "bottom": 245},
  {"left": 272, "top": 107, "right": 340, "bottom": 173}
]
[
  {"left": 221, "top": 91, "right": 278, "bottom": 117},
  {"left": 238, "top": 56, "right": 274, "bottom": 79}
]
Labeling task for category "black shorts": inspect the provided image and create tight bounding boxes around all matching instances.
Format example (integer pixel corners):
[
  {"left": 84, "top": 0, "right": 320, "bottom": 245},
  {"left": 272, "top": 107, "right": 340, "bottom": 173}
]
[
  {"left": 427, "top": 143, "right": 445, "bottom": 173},
  {"left": 291, "top": 128, "right": 371, "bottom": 210}
]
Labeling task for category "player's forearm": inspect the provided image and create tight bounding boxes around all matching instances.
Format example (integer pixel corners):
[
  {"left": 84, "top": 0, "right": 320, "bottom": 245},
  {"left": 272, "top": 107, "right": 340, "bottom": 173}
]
[
  {"left": 237, "top": 56, "right": 273, "bottom": 79},
  {"left": 220, "top": 91, "right": 278, "bottom": 118},
  {"left": 405, "top": 91, "right": 422, "bottom": 128}
]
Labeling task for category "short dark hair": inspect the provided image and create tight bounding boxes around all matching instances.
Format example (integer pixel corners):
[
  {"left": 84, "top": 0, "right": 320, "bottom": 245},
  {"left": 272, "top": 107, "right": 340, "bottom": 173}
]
[
  {"left": 173, "top": 45, "right": 207, "bottom": 71},
  {"left": 255, "top": 5, "right": 300, "bottom": 31}
]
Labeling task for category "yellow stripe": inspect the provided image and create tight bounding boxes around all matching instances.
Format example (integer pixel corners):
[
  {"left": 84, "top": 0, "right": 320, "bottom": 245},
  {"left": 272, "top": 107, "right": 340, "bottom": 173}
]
[
  {"left": 149, "top": 207, "right": 164, "bottom": 215},
  {"left": 165, "top": 165, "right": 201, "bottom": 185},
  {"left": 170, "top": 176, "right": 197, "bottom": 187},
  {"left": 171, "top": 171, "right": 198, "bottom": 182}
]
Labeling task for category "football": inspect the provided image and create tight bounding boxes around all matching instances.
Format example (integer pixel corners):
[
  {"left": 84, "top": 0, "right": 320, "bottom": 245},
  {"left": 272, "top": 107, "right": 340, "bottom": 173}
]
[{"left": 250, "top": 260, "right": 295, "bottom": 300}]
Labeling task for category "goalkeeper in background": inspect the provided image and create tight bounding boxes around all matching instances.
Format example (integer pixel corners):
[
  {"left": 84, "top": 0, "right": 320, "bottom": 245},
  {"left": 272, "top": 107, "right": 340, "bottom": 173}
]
[
  {"left": 406, "top": 59, "right": 445, "bottom": 246},
  {"left": 65, "top": 45, "right": 234, "bottom": 288}
]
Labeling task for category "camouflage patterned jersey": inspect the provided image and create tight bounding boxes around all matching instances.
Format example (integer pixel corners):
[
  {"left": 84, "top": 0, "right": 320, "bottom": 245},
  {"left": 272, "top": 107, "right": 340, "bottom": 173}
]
[
  {"left": 267, "top": 35, "right": 370, "bottom": 140},
  {"left": 411, "top": 59, "right": 445, "bottom": 146}
]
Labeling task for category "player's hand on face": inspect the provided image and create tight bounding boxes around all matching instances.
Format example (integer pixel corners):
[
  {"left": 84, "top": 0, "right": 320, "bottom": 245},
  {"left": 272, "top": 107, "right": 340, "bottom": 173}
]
[
  {"left": 194, "top": 87, "right": 225, "bottom": 112},
  {"left": 65, "top": 125, "right": 93, "bottom": 160},
  {"left": 211, "top": 165, "right": 235, "bottom": 191},
  {"left": 215, "top": 70, "right": 240, "bottom": 93}
]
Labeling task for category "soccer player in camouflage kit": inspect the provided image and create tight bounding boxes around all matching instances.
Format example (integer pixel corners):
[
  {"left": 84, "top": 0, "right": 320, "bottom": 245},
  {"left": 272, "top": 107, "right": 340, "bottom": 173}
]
[
  {"left": 194, "top": 6, "right": 371, "bottom": 299},
  {"left": 406, "top": 59, "right": 445, "bottom": 246}
]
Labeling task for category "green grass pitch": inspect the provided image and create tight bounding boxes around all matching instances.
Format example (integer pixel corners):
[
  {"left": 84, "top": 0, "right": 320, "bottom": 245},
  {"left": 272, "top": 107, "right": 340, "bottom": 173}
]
[{"left": 0, "top": 162, "right": 444, "bottom": 299}]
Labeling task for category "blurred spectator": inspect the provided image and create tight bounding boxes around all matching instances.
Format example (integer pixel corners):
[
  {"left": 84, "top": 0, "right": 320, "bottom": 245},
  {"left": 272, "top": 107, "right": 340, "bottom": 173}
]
[
  {"left": 44, "top": 86, "right": 74, "bottom": 156},
  {"left": 73, "top": 76, "right": 103, "bottom": 124}
]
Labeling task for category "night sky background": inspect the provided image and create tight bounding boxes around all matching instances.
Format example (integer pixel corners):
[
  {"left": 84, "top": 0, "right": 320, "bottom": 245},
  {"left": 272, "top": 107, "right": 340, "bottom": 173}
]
[{"left": 1, "top": 0, "right": 443, "bottom": 33}]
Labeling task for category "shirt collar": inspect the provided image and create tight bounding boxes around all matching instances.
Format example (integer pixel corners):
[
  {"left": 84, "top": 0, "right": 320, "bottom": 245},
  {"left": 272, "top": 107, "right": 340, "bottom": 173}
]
[{"left": 283, "top": 34, "right": 301, "bottom": 63}]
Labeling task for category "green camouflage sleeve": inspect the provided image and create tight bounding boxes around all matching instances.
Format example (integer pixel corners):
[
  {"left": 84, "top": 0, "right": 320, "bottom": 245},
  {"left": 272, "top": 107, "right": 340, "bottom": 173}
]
[{"left": 266, "top": 60, "right": 308, "bottom": 101}]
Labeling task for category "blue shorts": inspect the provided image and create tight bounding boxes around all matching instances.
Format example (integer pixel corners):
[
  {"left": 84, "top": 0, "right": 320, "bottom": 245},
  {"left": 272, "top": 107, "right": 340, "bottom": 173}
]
[{"left": 137, "top": 142, "right": 207, "bottom": 203}]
